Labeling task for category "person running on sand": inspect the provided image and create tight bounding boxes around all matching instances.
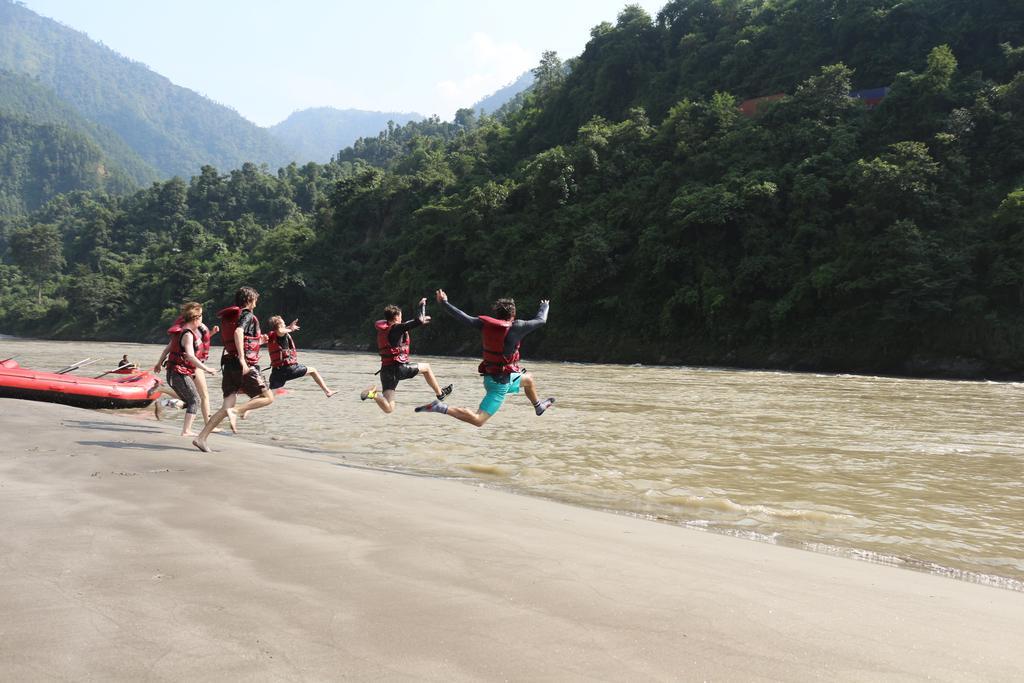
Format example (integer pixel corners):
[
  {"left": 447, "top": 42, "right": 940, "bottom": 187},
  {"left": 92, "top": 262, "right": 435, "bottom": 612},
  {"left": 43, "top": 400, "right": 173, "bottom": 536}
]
[
  {"left": 361, "top": 297, "right": 452, "bottom": 414},
  {"left": 266, "top": 315, "right": 336, "bottom": 397},
  {"left": 154, "top": 315, "right": 219, "bottom": 426},
  {"left": 161, "top": 302, "right": 218, "bottom": 436},
  {"left": 193, "top": 286, "right": 273, "bottom": 452},
  {"left": 414, "top": 289, "right": 554, "bottom": 427}
]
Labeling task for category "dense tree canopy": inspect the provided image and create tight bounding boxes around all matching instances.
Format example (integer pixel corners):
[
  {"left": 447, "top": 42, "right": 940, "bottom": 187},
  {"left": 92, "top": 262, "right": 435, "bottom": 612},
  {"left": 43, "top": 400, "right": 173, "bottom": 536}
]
[{"left": 2, "top": 0, "right": 1024, "bottom": 378}]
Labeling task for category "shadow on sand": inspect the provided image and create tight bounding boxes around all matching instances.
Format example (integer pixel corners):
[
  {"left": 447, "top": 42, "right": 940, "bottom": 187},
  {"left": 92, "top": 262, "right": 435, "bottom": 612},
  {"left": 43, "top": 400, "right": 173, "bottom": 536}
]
[
  {"left": 63, "top": 419, "right": 164, "bottom": 435},
  {"left": 77, "top": 440, "right": 194, "bottom": 452}
]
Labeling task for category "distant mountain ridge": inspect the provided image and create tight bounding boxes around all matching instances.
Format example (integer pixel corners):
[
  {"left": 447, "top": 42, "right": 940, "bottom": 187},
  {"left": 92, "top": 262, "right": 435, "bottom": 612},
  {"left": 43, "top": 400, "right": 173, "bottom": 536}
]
[
  {"left": 268, "top": 107, "right": 424, "bottom": 163},
  {"left": 0, "top": 0, "right": 296, "bottom": 178}
]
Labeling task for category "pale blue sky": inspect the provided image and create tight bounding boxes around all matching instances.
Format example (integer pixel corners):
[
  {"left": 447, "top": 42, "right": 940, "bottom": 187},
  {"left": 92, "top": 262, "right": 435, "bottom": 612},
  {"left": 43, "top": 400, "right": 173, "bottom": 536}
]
[{"left": 21, "top": 0, "right": 666, "bottom": 127}]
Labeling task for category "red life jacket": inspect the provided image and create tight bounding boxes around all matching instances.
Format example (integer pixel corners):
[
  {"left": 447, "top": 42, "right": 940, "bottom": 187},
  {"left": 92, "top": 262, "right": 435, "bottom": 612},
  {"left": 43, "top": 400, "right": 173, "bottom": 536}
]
[
  {"left": 375, "top": 320, "right": 410, "bottom": 366},
  {"left": 219, "top": 306, "right": 262, "bottom": 365},
  {"left": 171, "top": 316, "right": 213, "bottom": 362},
  {"left": 268, "top": 331, "right": 298, "bottom": 368},
  {"left": 197, "top": 322, "right": 212, "bottom": 362},
  {"left": 478, "top": 315, "right": 520, "bottom": 375},
  {"left": 166, "top": 323, "right": 200, "bottom": 377}
]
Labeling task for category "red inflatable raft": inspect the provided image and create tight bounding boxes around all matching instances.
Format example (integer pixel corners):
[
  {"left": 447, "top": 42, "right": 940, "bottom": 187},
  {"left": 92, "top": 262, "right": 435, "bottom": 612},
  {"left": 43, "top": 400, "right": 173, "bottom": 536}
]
[{"left": 0, "top": 359, "right": 161, "bottom": 409}]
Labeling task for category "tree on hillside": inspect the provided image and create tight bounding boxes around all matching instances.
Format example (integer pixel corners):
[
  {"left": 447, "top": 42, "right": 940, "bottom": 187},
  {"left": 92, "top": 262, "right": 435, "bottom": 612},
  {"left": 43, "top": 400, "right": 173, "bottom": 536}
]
[{"left": 8, "top": 222, "right": 63, "bottom": 303}]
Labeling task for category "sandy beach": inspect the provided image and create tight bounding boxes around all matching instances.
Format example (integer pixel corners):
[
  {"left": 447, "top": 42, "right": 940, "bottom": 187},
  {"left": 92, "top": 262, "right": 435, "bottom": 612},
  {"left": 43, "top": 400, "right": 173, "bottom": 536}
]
[{"left": 1, "top": 401, "right": 1022, "bottom": 680}]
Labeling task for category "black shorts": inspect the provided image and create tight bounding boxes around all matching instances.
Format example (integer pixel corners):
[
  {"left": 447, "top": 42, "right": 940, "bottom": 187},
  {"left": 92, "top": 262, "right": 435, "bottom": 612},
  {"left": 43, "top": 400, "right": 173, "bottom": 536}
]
[
  {"left": 221, "top": 358, "right": 268, "bottom": 398},
  {"left": 379, "top": 362, "right": 419, "bottom": 392},
  {"left": 269, "top": 363, "right": 307, "bottom": 389}
]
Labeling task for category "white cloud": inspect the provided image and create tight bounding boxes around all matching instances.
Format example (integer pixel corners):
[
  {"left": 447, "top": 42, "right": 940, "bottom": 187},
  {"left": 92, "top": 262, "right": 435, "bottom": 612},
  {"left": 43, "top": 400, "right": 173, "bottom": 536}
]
[{"left": 433, "top": 32, "right": 534, "bottom": 118}]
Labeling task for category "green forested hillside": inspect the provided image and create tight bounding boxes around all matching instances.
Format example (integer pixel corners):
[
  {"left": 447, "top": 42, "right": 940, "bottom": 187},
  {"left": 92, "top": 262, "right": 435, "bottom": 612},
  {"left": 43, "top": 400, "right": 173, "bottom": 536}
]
[
  {"left": 2, "top": 0, "right": 1024, "bottom": 378},
  {"left": 0, "top": 0, "right": 295, "bottom": 179}
]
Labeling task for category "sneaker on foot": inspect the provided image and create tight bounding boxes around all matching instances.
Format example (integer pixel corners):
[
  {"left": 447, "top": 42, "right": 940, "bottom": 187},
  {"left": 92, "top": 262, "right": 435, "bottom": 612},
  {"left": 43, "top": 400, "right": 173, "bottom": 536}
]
[
  {"left": 360, "top": 385, "right": 376, "bottom": 401},
  {"left": 415, "top": 399, "right": 448, "bottom": 414},
  {"left": 535, "top": 397, "right": 556, "bottom": 416},
  {"left": 436, "top": 384, "right": 453, "bottom": 400}
]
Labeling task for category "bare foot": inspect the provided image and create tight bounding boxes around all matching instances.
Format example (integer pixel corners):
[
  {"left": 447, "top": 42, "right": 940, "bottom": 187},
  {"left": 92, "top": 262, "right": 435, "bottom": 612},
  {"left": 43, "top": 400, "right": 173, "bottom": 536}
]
[
  {"left": 226, "top": 408, "right": 239, "bottom": 433},
  {"left": 181, "top": 431, "right": 197, "bottom": 437},
  {"left": 325, "top": 389, "right": 337, "bottom": 398},
  {"left": 211, "top": 427, "right": 224, "bottom": 434},
  {"left": 193, "top": 438, "right": 210, "bottom": 453}
]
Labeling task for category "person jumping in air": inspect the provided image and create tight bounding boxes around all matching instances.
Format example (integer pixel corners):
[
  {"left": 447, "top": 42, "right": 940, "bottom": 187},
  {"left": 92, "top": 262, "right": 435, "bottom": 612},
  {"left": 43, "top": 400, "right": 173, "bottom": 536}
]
[
  {"left": 193, "top": 286, "right": 274, "bottom": 452},
  {"left": 161, "top": 302, "right": 218, "bottom": 436},
  {"left": 266, "top": 315, "right": 336, "bottom": 397},
  {"left": 415, "top": 289, "right": 554, "bottom": 426},
  {"left": 361, "top": 297, "right": 452, "bottom": 413}
]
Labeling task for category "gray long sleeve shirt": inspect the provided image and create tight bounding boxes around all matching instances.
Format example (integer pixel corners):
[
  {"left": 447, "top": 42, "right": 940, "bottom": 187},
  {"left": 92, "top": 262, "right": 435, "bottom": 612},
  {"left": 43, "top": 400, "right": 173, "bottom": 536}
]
[{"left": 441, "top": 299, "right": 549, "bottom": 357}]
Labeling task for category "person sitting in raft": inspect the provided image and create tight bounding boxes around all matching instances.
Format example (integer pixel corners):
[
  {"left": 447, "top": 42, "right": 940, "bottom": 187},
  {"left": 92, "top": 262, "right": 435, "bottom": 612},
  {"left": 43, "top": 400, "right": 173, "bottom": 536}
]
[
  {"left": 266, "top": 315, "right": 336, "bottom": 397},
  {"left": 162, "top": 302, "right": 218, "bottom": 436},
  {"left": 117, "top": 354, "right": 134, "bottom": 369},
  {"left": 193, "top": 286, "right": 274, "bottom": 452},
  {"left": 360, "top": 297, "right": 452, "bottom": 414},
  {"left": 415, "top": 289, "right": 554, "bottom": 427}
]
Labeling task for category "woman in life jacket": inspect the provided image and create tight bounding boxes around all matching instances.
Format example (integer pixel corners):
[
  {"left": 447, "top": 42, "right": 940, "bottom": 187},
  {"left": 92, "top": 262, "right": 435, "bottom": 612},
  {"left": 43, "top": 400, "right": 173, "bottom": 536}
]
[
  {"left": 414, "top": 290, "right": 555, "bottom": 427},
  {"left": 153, "top": 315, "right": 221, "bottom": 426},
  {"left": 194, "top": 286, "right": 275, "bottom": 453},
  {"left": 162, "top": 302, "right": 219, "bottom": 436},
  {"left": 190, "top": 319, "right": 220, "bottom": 428},
  {"left": 360, "top": 298, "right": 453, "bottom": 414},
  {"left": 265, "top": 315, "right": 336, "bottom": 397}
]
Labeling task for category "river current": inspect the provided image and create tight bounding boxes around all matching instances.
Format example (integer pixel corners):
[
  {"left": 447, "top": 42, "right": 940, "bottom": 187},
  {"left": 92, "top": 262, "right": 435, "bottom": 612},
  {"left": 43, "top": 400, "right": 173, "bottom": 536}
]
[{"left": 5, "top": 337, "right": 1023, "bottom": 591}]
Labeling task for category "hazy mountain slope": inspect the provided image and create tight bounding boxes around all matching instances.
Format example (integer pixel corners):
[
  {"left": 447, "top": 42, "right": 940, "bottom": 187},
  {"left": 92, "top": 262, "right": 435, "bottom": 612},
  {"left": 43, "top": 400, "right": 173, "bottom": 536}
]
[
  {"left": 0, "top": 0, "right": 296, "bottom": 178},
  {"left": 471, "top": 70, "right": 534, "bottom": 115},
  {"left": 0, "top": 69, "right": 158, "bottom": 186},
  {"left": 268, "top": 108, "right": 424, "bottom": 163},
  {"left": 0, "top": 112, "right": 135, "bottom": 214}
]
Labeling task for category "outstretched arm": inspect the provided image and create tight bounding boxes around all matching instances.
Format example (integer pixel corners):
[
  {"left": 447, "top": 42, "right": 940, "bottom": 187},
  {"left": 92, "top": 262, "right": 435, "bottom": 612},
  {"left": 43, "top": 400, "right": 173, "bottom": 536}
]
[
  {"left": 435, "top": 289, "right": 482, "bottom": 329},
  {"left": 507, "top": 300, "right": 550, "bottom": 344}
]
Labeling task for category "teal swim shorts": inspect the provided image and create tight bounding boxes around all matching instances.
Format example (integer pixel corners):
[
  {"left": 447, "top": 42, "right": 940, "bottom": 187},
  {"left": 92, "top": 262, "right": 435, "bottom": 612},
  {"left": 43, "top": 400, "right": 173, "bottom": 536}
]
[{"left": 478, "top": 372, "right": 523, "bottom": 415}]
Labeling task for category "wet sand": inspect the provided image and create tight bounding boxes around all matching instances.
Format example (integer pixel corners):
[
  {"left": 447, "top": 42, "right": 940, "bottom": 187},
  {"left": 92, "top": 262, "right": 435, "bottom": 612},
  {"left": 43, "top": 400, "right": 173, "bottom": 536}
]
[{"left": 1, "top": 401, "right": 1022, "bottom": 680}]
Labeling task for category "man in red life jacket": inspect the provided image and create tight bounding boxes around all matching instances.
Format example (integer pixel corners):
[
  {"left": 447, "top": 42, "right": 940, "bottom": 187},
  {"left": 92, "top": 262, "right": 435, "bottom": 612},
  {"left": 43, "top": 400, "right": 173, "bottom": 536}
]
[
  {"left": 266, "top": 315, "right": 336, "bottom": 397},
  {"left": 194, "top": 286, "right": 273, "bottom": 453},
  {"left": 415, "top": 289, "right": 554, "bottom": 426},
  {"left": 361, "top": 297, "right": 452, "bottom": 414}
]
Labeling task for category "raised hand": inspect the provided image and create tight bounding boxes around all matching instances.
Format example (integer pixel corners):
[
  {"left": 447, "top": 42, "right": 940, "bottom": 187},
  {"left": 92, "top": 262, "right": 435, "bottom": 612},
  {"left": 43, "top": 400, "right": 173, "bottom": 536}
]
[{"left": 435, "top": 289, "right": 448, "bottom": 303}]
